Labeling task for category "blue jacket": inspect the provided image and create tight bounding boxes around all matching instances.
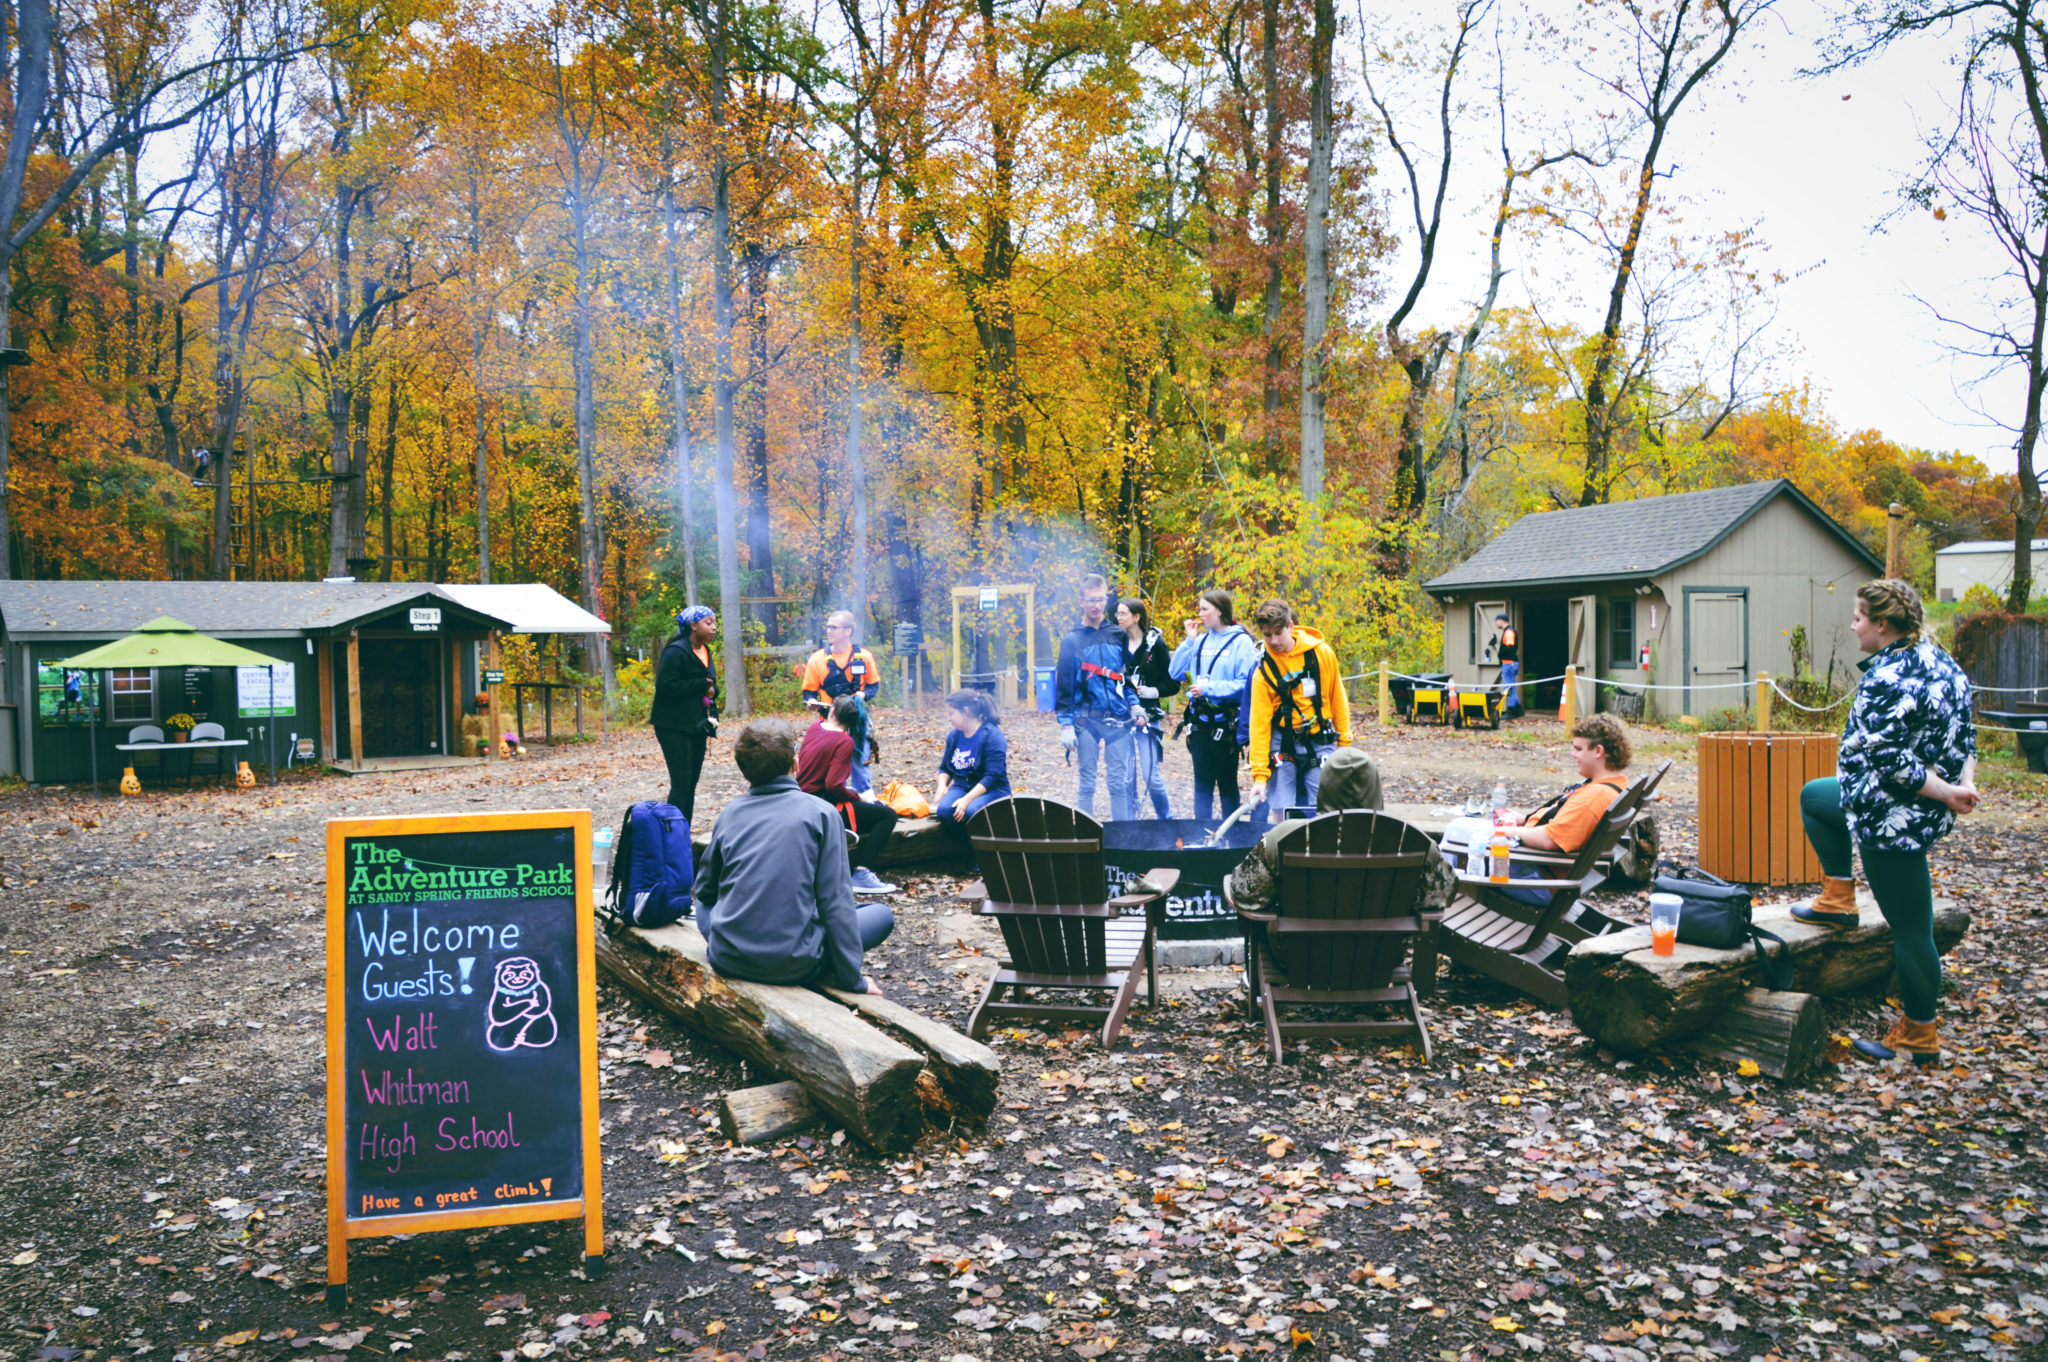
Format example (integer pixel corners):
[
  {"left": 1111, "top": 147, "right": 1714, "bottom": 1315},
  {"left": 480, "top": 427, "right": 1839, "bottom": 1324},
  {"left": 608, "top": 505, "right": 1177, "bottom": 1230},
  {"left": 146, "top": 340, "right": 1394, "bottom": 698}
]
[
  {"left": 1055, "top": 620, "right": 1135, "bottom": 723},
  {"left": 1169, "top": 624, "right": 1257, "bottom": 733},
  {"left": 939, "top": 722, "right": 1010, "bottom": 793}
]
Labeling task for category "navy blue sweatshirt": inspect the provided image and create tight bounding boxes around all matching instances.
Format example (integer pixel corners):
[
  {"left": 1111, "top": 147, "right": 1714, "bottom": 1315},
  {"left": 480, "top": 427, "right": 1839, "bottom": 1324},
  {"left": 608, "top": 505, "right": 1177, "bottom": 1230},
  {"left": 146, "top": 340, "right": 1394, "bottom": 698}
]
[{"left": 939, "top": 723, "right": 1010, "bottom": 794}]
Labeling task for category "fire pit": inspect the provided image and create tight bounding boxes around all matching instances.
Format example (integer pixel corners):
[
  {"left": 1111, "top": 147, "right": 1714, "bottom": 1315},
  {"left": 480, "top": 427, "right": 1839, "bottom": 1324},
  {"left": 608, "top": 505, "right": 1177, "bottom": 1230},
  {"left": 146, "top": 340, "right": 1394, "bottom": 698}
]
[{"left": 1101, "top": 816, "right": 1272, "bottom": 940}]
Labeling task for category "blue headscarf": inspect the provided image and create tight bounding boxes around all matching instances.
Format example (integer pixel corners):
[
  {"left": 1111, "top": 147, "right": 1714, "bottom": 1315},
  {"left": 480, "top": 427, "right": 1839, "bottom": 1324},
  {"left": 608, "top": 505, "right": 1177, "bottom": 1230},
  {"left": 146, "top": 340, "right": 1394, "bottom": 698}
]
[{"left": 675, "top": 605, "right": 714, "bottom": 630}]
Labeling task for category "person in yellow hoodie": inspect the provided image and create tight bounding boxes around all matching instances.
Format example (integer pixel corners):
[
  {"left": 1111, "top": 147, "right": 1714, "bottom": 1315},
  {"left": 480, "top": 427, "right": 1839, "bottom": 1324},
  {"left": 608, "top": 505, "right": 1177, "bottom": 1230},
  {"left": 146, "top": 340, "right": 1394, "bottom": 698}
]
[{"left": 1245, "top": 597, "right": 1355, "bottom": 816}]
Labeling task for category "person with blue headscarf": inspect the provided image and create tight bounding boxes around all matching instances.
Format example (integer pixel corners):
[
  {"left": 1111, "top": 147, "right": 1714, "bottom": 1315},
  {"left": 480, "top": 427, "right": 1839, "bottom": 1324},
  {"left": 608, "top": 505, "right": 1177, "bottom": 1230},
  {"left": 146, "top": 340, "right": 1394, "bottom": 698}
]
[{"left": 652, "top": 606, "right": 721, "bottom": 821}]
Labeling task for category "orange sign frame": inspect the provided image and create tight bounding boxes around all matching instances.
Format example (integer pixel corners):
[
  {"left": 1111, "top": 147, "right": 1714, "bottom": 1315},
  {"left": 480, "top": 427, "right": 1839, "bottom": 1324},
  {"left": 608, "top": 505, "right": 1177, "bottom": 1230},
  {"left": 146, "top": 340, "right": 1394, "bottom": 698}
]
[{"left": 324, "top": 810, "right": 604, "bottom": 1305}]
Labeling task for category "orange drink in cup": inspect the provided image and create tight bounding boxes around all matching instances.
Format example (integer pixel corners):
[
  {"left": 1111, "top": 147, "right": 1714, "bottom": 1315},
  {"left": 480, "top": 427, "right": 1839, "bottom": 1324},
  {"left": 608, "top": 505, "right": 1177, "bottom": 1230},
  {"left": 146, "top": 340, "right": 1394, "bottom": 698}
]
[{"left": 1648, "top": 892, "right": 1683, "bottom": 957}]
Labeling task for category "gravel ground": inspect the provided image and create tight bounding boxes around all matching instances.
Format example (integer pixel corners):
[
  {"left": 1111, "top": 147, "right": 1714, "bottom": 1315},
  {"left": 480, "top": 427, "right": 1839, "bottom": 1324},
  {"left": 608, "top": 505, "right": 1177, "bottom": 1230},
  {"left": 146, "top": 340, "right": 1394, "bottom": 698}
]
[{"left": 2, "top": 709, "right": 2044, "bottom": 1362}]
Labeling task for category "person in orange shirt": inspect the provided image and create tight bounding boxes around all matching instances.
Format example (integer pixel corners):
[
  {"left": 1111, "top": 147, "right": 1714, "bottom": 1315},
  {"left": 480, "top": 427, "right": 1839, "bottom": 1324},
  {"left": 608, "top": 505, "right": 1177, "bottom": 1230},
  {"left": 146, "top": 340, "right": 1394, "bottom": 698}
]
[
  {"left": 801, "top": 611, "right": 881, "bottom": 790},
  {"left": 1492, "top": 713, "right": 1632, "bottom": 905}
]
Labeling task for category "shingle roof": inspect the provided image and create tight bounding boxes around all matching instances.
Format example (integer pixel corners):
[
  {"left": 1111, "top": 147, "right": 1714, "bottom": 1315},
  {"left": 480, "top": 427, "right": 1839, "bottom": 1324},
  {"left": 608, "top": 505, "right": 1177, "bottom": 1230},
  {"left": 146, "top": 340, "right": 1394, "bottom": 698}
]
[
  {"left": 0, "top": 581, "right": 514, "bottom": 639},
  {"left": 1423, "top": 479, "right": 1882, "bottom": 596}
]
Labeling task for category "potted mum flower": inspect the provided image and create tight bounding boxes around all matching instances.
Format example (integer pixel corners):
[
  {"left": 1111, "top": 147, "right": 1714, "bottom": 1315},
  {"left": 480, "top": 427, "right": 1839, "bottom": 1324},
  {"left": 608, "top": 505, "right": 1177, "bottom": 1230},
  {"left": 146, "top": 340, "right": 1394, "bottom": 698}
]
[{"left": 166, "top": 713, "right": 197, "bottom": 743}]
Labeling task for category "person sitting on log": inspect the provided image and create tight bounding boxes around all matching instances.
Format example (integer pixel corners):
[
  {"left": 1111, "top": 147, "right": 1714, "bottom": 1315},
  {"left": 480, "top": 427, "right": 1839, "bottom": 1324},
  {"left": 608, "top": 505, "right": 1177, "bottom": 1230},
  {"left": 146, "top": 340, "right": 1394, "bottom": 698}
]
[
  {"left": 1489, "top": 713, "right": 1632, "bottom": 905},
  {"left": 1227, "top": 747, "right": 1459, "bottom": 912},
  {"left": 935, "top": 688, "right": 1012, "bottom": 841},
  {"left": 697, "top": 718, "right": 894, "bottom": 996},
  {"left": 797, "top": 694, "right": 901, "bottom": 897}
]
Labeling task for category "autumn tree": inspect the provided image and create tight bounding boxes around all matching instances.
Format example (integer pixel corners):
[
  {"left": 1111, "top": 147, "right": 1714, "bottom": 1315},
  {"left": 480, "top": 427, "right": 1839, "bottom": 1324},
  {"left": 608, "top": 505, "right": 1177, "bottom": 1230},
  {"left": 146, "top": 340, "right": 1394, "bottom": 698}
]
[
  {"left": 1571, "top": 0, "right": 1772, "bottom": 506},
  {"left": 1823, "top": 0, "right": 2046, "bottom": 608}
]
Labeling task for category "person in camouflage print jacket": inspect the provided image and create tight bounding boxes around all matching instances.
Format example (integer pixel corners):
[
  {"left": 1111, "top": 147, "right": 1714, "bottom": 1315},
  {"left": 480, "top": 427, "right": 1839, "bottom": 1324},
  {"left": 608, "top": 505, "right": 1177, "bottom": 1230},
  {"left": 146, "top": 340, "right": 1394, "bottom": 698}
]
[{"left": 1794, "top": 580, "right": 1980, "bottom": 1067}]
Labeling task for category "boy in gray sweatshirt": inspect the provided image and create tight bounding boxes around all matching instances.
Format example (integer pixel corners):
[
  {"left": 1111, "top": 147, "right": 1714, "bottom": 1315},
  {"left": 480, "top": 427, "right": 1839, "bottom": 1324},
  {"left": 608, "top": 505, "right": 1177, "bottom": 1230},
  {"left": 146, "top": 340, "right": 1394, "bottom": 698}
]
[{"left": 696, "top": 720, "right": 894, "bottom": 994}]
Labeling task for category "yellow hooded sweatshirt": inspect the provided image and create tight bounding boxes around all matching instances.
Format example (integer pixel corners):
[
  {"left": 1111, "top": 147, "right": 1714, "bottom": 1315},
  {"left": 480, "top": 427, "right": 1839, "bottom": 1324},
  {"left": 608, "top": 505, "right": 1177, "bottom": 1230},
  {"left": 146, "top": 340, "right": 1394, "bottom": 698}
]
[{"left": 1247, "top": 625, "right": 1352, "bottom": 781}]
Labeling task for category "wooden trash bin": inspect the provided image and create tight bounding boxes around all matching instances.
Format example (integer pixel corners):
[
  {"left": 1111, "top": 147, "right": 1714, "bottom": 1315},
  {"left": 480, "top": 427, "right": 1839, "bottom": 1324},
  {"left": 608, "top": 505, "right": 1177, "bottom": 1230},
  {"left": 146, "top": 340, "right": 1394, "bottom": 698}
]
[{"left": 1697, "top": 732, "right": 1837, "bottom": 886}]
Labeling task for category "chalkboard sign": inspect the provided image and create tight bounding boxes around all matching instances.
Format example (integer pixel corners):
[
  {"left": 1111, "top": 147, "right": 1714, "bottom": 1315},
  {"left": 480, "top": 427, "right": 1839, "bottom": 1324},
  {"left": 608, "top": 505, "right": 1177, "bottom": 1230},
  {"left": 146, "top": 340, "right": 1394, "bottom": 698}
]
[{"left": 325, "top": 811, "right": 603, "bottom": 1303}]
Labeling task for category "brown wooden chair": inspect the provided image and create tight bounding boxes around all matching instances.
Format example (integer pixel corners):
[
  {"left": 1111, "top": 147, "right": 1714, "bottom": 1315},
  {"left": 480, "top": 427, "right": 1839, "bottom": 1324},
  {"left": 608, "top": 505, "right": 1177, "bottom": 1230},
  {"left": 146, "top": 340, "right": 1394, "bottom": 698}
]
[
  {"left": 1436, "top": 767, "right": 1657, "bottom": 1006},
  {"left": 1224, "top": 811, "right": 1438, "bottom": 1064},
  {"left": 963, "top": 798, "right": 1180, "bottom": 1048},
  {"left": 1513, "top": 756, "right": 1672, "bottom": 889}
]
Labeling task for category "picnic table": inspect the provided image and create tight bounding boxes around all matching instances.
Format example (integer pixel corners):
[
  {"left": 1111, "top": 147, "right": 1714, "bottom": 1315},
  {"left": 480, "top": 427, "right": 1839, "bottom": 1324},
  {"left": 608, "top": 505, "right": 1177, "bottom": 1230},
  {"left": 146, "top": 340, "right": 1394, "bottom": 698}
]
[{"left": 116, "top": 737, "right": 248, "bottom": 787}]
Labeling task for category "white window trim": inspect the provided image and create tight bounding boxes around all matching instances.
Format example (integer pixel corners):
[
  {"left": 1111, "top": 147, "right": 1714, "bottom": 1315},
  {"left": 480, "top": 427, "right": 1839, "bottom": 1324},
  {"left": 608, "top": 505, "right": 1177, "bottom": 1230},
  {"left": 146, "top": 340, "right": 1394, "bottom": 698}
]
[{"left": 110, "top": 668, "right": 157, "bottom": 723}]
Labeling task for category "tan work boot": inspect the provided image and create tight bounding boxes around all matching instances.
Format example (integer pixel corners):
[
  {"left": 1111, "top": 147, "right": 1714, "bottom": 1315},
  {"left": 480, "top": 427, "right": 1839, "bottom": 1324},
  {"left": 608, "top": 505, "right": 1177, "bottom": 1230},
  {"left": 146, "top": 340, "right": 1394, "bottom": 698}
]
[
  {"left": 1854, "top": 1015, "right": 1942, "bottom": 1066},
  {"left": 1791, "top": 875, "right": 1860, "bottom": 929}
]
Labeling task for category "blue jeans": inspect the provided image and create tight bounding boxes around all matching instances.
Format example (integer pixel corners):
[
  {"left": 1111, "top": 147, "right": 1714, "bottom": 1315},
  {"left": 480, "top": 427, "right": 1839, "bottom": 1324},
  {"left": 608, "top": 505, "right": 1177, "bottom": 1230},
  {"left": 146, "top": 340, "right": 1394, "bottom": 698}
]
[
  {"left": 936, "top": 784, "right": 1009, "bottom": 827},
  {"left": 1264, "top": 742, "right": 1335, "bottom": 816},
  {"left": 1072, "top": 714, "right": 1135, "bottom": 821},
  {"left": 1132, "top": 726, "right": 1173, "bottom": 819},
  {"left": 1500, "top": 661, "right": 1521, "bottom": 711},
  {"left": 856, "top": 903, "right": 895, "bottom": 950},
  {"left": 808, "top": 905, "right": 894, "bottom": 990},
  {"left": 1497, "top": 860, "right": 1556, "bottom": 908}
]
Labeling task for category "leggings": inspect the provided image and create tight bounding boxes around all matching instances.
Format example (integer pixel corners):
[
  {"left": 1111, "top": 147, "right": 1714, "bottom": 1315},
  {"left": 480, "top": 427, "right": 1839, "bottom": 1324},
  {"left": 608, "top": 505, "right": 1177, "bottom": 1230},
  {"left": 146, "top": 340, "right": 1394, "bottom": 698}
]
[
  {"left": 654, "top": 726, "right": 709, "bottom": 823},
  {"left": 1799, "top": 777, "right": 1940, "bottom": 1022},
  {"left": 1187, "top": 730, "right": 1241, "bottom": 821},
  {"left": 838, "top": 796, "right": 900, "bottom": 871}
]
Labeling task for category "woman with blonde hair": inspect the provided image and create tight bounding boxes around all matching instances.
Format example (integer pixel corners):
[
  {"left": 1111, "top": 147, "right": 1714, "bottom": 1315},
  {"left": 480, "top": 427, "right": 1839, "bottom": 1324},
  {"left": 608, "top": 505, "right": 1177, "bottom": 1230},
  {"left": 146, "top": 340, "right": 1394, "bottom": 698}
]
[{"left": 1792, "top": 579, "right": 1979, "bottom": 1064}]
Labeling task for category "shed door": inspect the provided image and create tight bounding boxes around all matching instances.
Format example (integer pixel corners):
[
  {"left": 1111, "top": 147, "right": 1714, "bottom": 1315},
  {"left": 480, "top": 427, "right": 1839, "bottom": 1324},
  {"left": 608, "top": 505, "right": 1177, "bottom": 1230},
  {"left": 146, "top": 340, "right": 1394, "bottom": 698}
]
[
  {"left": 1567, "top": 595, "right": 1599, "bottom": 671},
  {"left": 1686, "top": 591, "right": 1748, "bottom": 713}
]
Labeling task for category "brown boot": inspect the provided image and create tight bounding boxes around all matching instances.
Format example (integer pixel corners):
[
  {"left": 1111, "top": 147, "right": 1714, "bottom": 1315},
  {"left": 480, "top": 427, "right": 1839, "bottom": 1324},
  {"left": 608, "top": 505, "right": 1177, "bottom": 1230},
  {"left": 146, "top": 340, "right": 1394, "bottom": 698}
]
[
  {"left": 1854, "top": 1015, "right": 1942, "bottom": 1065},
  {"left": 1791, "top": 876, "right": 1860, "bottom": 929}
]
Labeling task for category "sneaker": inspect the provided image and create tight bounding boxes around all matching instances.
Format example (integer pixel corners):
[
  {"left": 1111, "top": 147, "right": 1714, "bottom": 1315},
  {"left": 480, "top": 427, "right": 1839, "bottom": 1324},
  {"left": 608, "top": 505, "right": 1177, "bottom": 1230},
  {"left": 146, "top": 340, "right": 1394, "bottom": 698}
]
[{"left": 850, "top": 866, "right": 899, "bottom": 895}]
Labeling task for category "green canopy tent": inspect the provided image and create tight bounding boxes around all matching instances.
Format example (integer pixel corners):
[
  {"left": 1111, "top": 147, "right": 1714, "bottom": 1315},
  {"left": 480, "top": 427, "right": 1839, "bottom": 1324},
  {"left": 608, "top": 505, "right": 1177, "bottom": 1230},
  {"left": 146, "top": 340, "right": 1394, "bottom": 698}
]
[{"left": 60, "top": 616, "right": 288, "bottom": 796}]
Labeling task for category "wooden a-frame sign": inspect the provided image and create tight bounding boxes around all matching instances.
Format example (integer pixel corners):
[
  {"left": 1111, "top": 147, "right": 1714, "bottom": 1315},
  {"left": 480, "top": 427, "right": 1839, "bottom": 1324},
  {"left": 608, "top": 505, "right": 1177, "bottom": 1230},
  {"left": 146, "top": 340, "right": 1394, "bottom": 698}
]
[{"left": 325, "top": 810, "right": 604, "bottom": 1305}]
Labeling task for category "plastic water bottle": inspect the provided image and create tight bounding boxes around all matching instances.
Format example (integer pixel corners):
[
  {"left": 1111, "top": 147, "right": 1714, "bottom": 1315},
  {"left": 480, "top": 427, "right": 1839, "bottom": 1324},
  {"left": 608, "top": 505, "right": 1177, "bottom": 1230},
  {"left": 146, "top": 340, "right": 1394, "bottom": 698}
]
[
  {"left": 1491, "top": 782, "right": 1509, "bottom": 825},
  {"left": 594, "top": 826, "right": 615, "bottom": 876}
]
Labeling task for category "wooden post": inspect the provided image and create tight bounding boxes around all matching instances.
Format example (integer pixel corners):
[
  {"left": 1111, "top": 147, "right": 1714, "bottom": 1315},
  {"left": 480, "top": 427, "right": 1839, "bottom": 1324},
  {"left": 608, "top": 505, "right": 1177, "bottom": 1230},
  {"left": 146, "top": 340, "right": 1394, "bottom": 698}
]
[
  {"left": 345, "top": 631, "right": 364, "bottom": 771},
  {"left": 1886, "top": 503, "right": 1906, "bottom": 578},
  {"left": 1378, "top": 659, "right": 1393, "bottom": 727},
  {"left": 484, "top": 633, "right": 502, "bottom": 760},
  {"left": 1755, "top": 671, "right": 1773, "bottom": 733},
  {"left": 447, "top": 637, "right": 463, "bottom": 758},
  {"left": 1560, "top": 664, "right": 1578, "bottom": 729},
  {"left": 1024, "top": 585, "right": 1036, "bottom": 707},
  {"left": 318, "top": 639, "right": 336, "bottom": 766}
]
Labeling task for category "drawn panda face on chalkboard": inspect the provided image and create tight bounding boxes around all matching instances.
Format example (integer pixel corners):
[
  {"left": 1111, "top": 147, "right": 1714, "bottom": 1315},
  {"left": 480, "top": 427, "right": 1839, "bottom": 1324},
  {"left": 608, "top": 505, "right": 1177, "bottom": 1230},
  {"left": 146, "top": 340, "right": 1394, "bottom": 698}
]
[{"left": 496, "top": 957, "right": 539, "bottom": 993}]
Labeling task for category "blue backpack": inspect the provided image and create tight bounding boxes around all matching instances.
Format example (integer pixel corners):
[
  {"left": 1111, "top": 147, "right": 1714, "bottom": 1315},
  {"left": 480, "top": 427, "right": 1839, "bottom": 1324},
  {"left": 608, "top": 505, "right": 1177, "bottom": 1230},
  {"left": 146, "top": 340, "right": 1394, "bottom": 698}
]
[{"left": 606, "top": 801, "right": 694, "bottom": 928}]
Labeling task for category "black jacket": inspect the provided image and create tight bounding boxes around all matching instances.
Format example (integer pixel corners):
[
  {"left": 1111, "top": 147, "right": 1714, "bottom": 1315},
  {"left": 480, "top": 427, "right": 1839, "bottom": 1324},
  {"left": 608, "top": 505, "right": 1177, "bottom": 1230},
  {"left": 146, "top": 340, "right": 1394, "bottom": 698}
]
[
  {"left": 651, "top": 633, "right": 720, "bottom": 732},
  {"left": 1122, "top": 626, "right": 1181, "bottom": 723}
]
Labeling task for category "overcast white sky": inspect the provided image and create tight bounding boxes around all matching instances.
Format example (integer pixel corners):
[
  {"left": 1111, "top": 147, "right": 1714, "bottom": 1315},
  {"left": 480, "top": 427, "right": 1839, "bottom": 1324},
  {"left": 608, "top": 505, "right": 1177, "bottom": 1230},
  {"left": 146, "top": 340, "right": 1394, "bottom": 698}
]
[{"left": 1361, "top": 0, "right": 2027, "bottom": 476}]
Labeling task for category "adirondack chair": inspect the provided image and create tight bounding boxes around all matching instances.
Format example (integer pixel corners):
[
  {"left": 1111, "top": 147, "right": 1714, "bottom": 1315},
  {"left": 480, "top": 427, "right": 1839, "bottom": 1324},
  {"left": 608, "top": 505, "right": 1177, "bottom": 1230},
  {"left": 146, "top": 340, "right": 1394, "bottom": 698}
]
[
  {"left": 1442, "top": 758, "right": 1673, "bottom": 891},
  {"left": 1436, "top": 768, "right": 1656, "bottom": 1007},
  {"left": 963, "top": 798, "right": 1181, "bottom": 1048},
  {"left": 1519, "top": 757, "right": 1671, "bottom": 890},
  {"left": 1224, "top": 811, "right": 1438, "bottom": 1064}
]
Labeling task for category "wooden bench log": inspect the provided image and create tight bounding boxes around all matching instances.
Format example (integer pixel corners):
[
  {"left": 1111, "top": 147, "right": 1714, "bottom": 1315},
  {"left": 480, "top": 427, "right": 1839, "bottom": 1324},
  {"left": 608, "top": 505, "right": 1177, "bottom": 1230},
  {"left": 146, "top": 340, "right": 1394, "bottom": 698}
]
[
  {"left": 594, "top": 921, "right": 927, "bottom": 1150},
  {"left": 719, "top": 1081, "right": 819, "bottom": 1144},
  {"left": 824, "top": 987, "right": 1000, "bottom": 1124},
  {"left": 1676, "top": 988, "right": 1826, "bottom": 1081},
  {"left": 692, "top": 816, "right": 954, "bottom": 873},
  {"left": 1565, "top": 892, "right": 1968, "bottom": 1053}
]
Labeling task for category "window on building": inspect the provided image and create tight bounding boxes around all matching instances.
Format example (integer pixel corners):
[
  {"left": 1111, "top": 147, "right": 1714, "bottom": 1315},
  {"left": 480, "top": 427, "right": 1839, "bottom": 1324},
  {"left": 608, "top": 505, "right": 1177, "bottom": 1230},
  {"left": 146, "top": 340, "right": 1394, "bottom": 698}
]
[
  {"left": 1608, "top": 599, "right": 1637, "bottom": 669},
  {"left": 109, "top": 668, "right": 156, "bottom": 723}
]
